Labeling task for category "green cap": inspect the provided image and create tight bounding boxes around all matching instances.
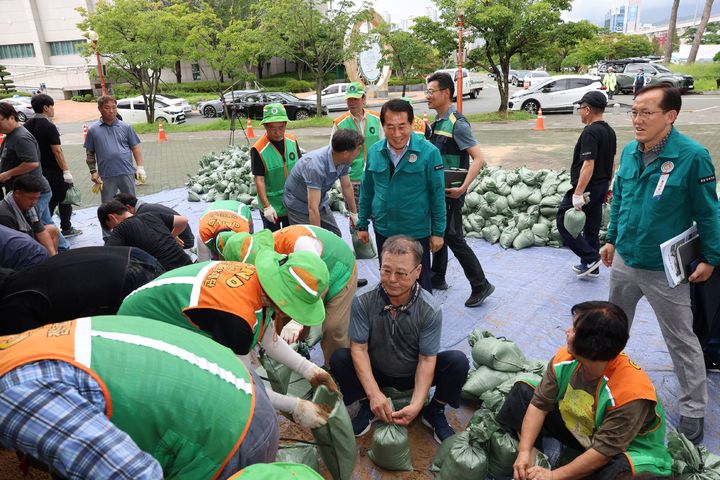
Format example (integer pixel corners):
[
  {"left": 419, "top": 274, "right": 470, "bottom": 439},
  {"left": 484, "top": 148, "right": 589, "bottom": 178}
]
[
  {"left": 261, "top": 103, "right": 290, "bottom": 124},
  {"left": 256, "top": 249, "right": 329, "bottom": 326},
  {"left": 229, "top": 462, "right": 324, "bottom": 480},
  {"left": 221, "top": 229, "right": 275, "bottom": 263},
  {"left": 345, "top": 82, "right": 366, "bottom": 99}
]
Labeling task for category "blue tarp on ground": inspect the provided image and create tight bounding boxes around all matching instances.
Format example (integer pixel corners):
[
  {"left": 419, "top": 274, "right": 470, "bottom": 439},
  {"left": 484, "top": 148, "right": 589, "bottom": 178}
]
[{"left": 67, "top": 187, "right": 719, "bottom": 454}]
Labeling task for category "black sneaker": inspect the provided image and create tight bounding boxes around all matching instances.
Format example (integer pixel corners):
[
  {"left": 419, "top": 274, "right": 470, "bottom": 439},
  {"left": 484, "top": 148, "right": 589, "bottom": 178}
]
[
  {"left": 576, "top": 259, "right": 601, "bottom": 279},
  {"left": 61, "top": 227, "right": 82, "bottom": 238},
  {"left": 352, "top": 401, "right": 375, "bottom": 437},
  {"left": 679, "top": 416, "right": 704, "bottom": 445},
  {"left": 430, "top": 275, "right": 449, "bottom": 290},
  {"left": 357, "top": 278, "right": 368, "bottom": 288},
  {"left": 465, "top": 283, "right": 495, "bottom": 308},
  {"left": 421, "top": 401, "right": 455, "bottom": 444}
]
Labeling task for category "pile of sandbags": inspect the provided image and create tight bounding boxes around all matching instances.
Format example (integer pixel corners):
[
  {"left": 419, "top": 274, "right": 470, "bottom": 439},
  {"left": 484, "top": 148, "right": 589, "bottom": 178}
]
[
  {"left": 668, "top": 432, "right": 720, "bottom": 479},
  {"left": 186, "top": 146, "right": 258, "bottom": 206}
]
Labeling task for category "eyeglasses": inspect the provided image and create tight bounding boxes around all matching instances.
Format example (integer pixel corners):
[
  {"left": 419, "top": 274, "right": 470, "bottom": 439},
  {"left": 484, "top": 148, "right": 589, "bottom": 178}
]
[
  {"left": 627, "top": 110, "right": 663, "bottom": 119},
  {"left": 379, "top": 263, "right": 420, "bottom": 278},
  {"left": 425, "top": 88, "right": 448, "bottom": 96}
]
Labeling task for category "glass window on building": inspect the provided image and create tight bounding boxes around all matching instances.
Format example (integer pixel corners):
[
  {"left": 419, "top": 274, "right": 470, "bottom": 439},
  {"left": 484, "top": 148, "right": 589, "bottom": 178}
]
[
  {"left": 49, "top": 40, "right": 86, "bottom": 56},
  {"left": 0, "top": 43, "right": 36, "bottom": 59},
  {"left": 192, "top": 63, "right": 201, "bottom": 81}
]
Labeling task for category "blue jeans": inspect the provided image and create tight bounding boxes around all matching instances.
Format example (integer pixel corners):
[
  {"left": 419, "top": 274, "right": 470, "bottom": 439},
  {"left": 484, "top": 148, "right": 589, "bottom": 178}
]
[{"left": 37, "top": 190, "right": 69, "bottom": 251}]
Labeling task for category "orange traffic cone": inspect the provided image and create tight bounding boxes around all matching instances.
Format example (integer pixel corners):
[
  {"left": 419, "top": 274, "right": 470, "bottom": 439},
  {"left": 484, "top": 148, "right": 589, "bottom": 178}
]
[
  {"left": 82, "top": 123, "right": 88, "bottom": 141},
  {"left": 0, "top": 133, "right": 4, "bottom": 146},
  {"left": 423, "top": 111, "right": 429, "bottom": 123},
  {"left": 246, "top": 119, "right": 256, "bottom": 139},
  {"left": 533, "top": 108, "right": 545, "bottom": 131},
  {"left": 158, "top": 122, "right": 168, "bottom": 142}
]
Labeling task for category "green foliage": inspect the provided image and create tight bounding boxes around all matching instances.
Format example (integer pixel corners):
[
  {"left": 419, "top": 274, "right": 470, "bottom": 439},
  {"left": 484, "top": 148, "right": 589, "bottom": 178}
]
[
  {"left": 411, "top": 16, "right": 458, "bottom": 69},
  {"left": 0, "top": 64, "right": 15, "bottom": 94},
  {"left": 562, "top": 33, "right": 653, "bottom": 70},
  {"left": 379, "top": 26, "right": 437, "bottom": 96},
  {"left": 388, "top": 77, "right": 426, "bottom": 86},
  {"left": 715, "top": 51, "right": 720, "bottom": 62},
  {"left": 71, "top": 94, "right": 96, "bottom": 102},
  {"left": 612, "top": 34, "right": 654, "bottom": 58},
  {"left": 668, "top": 62, "right": 720, "bottom": 90},
  {"left": 682, "top": 22, "right": 720, "bottom": 44},
  {"left": 285, "top": 79, "right": 314, "bottom": 93}
]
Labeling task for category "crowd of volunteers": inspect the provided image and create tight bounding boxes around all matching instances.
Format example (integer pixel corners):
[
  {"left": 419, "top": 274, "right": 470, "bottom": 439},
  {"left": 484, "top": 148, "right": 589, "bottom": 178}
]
[{"left": 0, "top": 76, "right": 718, "bottom": 479}]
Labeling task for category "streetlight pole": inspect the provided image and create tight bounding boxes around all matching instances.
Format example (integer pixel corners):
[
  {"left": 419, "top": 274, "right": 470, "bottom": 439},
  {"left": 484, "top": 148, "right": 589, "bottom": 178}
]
[
  {"left": 457, "top": 8, "right": 464, "bottom": 113},
  {"left": 88, "top": 31, "right": 107, "bottom": 96}
]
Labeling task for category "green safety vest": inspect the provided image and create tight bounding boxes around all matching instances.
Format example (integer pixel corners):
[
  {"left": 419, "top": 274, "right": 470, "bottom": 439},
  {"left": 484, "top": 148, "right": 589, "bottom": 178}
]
[
  {"left": 548, "top": 348, "right": 673, "bottom": 476},
  {"left": 253, "top": 134, "right": 299, "bottom": 216},
  {"left": 430, "top": 111, "right": 470, "bottom": 170},
  {"left": 0, "top": 316, "right": 255, "bottom": 479},
  {"left": 334, "top": 110, "right": 382, "bottom": 181}
]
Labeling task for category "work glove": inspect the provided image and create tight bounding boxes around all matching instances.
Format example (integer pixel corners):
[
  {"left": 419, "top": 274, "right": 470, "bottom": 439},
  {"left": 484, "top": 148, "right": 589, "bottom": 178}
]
[
  {"left": 263, "top": 205, "right": 278, "bottom": 223},
  {"left": 91, "top": 181, "right": 104, "bottom": 194},
  {"left": 348, "top": 212, "right": 359, "bottom": 229},
  {"left": 135, "top": 166, "right": 146, "bottom": 184},
  {"left": 304, "top": 365, "right": 340, "bottom": 395},
  {"left": 62, "top": 170, "right": 73, "bottom": 184},
  {"left": 572, "top": 194, "right": 585, "bottom": 210},
  {"left": 292, "top": 399, "right": 329, "bottom": 429},
  {"left": 280, "top": 319, "right": 304, "bottom": 344}
]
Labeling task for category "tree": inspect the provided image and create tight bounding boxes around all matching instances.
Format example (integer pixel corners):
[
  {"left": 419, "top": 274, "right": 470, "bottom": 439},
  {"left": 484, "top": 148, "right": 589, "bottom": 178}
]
[
  {"left": 664, "top": 0, "right": 680, "bottom": 63},
  {"left": 436, "top": 0, "right": 570, "bottom": 112},
  {"left": 77, "top": 0, "right": 191, "bottom": 123},
  {"left": 411, "top": 16, "right": 458, "bottom": 69},
  {"left": 688, "top": 0, "right": 716, "bottom": 63},
  {"left": 612, "top": 34, "right": 654, "bottom": 58},
  {"left": 539, "top": 20, "right": 598, "bottom": 72},
  {"left": 682, "top": 21, "right": 720, "bottom": 44},
  {"left": 256, "top": 0, "right": 369, "bottom": 117},
  {"left": 0, "top": 64, "right": 15, "bottom": 94},
  {"left": 378, "top": 27, "right": 436, "bottom": 96}
]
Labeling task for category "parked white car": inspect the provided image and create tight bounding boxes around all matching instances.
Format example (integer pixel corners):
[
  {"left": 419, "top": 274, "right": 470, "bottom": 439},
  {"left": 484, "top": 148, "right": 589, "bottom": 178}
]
[
  {"left": 116, "top": 97, "right": 186, "bottom": 124},
  {"left": 306, "top": 83, "right": 350, "bottom": 111},
  {"left": 508, "top": 75, "right": 606, "bottom": 114},
  {"left": 522, "top": 70, "right": 550, "bottom": 88},
  {"left": 152, "top": 94, "right": 192, "bottom": 113}
]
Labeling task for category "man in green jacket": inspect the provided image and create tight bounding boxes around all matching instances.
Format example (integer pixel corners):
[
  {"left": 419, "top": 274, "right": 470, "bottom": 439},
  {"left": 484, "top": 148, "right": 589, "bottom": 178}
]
[
  {"left": 600, "top": 84, "right": 720, "bottom": 444},
  {"left": 357, "top": 99, "right": 446, "bottom": 292}
]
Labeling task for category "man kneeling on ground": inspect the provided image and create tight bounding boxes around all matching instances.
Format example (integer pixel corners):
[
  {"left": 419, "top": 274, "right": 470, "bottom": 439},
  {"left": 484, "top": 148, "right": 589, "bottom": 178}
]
[
  {"left": 496, "top": 301, "right": 672, "bottom": 480},
  {"left": 330, "top": 235, "right": 469, "bottom": 443}
]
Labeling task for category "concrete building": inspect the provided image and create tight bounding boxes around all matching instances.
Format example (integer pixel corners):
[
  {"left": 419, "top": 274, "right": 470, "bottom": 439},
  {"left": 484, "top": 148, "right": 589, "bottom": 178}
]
[
  {"left": 0, "top": 0, "right": 295, "bottom": 99},
  {"left": 604, "top": 0, "right": 641, "bottom": 34}
]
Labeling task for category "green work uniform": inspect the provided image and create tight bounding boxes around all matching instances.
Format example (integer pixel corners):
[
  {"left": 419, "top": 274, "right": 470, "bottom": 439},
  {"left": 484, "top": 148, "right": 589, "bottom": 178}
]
[{"left": 607, "top": 127, "right": 720, "bottom": 270}]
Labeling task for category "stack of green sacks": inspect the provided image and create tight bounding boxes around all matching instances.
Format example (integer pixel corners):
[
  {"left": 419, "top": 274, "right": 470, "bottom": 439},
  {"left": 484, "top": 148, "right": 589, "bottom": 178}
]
[{"left": 186, "top": 146, "right": 258, "bottom": 205}]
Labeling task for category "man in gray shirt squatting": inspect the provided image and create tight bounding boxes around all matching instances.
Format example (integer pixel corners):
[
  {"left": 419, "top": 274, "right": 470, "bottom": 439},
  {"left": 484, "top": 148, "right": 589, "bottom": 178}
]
[{"left": 329, "top": 235, "right": 469, "bottom": 443}]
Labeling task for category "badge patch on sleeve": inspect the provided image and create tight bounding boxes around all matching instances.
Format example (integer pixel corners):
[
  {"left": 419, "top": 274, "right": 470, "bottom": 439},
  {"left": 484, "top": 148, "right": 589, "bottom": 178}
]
[
  {"left": 434, "top": 164, "right": 444, "bottom": 171},
  {"left": 698, "top": 175, "right": 716, "bottom": 185}
]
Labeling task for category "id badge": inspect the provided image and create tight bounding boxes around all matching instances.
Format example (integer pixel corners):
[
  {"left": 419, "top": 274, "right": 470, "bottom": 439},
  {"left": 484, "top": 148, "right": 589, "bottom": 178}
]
[{"left": 653, "top": 173, "right": 669, "bottom": 199}]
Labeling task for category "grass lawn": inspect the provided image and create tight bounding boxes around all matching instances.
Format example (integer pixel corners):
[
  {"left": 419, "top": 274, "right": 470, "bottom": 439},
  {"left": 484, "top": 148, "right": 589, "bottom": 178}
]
[{"left": 669, "top": 62, "right": 720, "bottom": 91}]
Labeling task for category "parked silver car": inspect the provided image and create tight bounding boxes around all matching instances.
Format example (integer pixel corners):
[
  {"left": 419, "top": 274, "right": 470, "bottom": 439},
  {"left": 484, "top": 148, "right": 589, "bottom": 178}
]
[
  {"left": 198, "top": 90, "right": 259, "bottom": 118},
  {"left": 0, "top": 96, "right": 34, "bottom": 122},
  {"left": 306, "top": 83, "right": 351, "bottom": 111}
]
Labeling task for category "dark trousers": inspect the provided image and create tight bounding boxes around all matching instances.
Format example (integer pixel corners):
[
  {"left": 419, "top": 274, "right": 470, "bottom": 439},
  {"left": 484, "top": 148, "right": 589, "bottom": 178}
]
[
  {"left": 329, "top": 348, "right": 469, "bottom": 408},
  {"left": 376, "top": 231, "right": 432, "bottom": 293},
  {"left": 261, "top": 214, "right": 290, "bottom": 232},
  {"left": 431, "top": 195, "right": 489, "bottom": 292},
  {"left": 45, "top": 172, "right": 73, "bottom": 231},
  {"left": 496, "top": 383, "right": 632, "bottom": 480},
  {"left": 556, "top": 182, "right": 608, "bottom": 265}
]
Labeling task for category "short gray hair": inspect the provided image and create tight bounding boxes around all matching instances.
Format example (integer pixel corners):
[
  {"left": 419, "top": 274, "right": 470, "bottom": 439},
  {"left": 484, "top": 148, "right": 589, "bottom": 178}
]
[{"left": 381, "top": 235, "right": 423, "bottom": 265}]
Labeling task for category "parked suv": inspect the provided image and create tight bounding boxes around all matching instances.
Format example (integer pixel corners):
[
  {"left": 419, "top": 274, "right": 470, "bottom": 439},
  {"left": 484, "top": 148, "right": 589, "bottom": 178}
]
[
  {"left": 601, "top": 60, "right": 694, "bottom": 94},
  {"left": 508, "top": 75, "right": 606, "bottom": 114}
]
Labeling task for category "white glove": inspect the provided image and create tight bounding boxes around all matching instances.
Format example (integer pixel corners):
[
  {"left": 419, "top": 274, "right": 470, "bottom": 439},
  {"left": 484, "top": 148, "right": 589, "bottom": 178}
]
[
  {"left": 62, "top": 170, "right": 73, "bottom": 184},
  {"left": 572, "top": 194, "right": 585, "bottom": 210},
  {"left": 280, "top": 320, "right": 304, "bottom": 344},
  {"left": 135, "top": 166, "right": 146, "bottom": 184},
  {"left": 304, "top": 365, "right": 340, "bottom": 395},
  {"left": 292, "top": 399, "right": 329, "bottom": 429},
  {"left": 349, "top": 212, "right": 359, "bottom": 228},
  {"left": 263, "top": 206, "right": 278, "bottom": 223}
]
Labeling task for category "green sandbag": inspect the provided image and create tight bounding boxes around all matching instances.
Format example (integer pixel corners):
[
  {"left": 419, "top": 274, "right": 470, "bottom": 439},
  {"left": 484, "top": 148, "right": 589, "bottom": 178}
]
[
  {"left": 488, "top": 430, "right": 519, "bottom": 477},
  {"left": 61, "top": 185, "right": 82, "bottom": 206},
  {"left": 601, "top": 202, "right": 610, "bottom": 229},
  {"left": 259, "top": 349, "right": 292, "bottom": 395},
  {"left": 499, "top": 226, "right": 519, "bottom": 249},
  {"left": 484, "top": 191, "right": 498, "bottom": 204},
  {"left": 540, "top": 193, "right": 562, "bottom": 208},
  {"left": 467, "top": 231, "right": 482, "bottom": 238},
  {"left": 462, "top": 366, "right": 515, "bottom": 400},
  {"left": 276, "top": 443, "right": 321, "bottom": 472},
  {"left": 380, "top": 387, "right": 414, "bottom": 410},
  {"left": 513, "top": 229, "right": 535, "bottom": 250},
  {"left": 487, "top": 215, "right": 506, "bottom": 228},
  {"left": 463, "top": 217, "right": 473, "bottom": 233},
  {"left": 438, "top": 425, "right": 489, "bottom": 480},
  {"left": 479, "top": 388, "right": 506, "bottom": 412},
  {"left": 531, "top": 223, "right": 550, "bottom": 239},
  {"left": 540, "top": 171, "right": 561, "bottom": 196},
  {"left": 516, "top": 213, "right": 536, "bottom": 231},
  {"left": 481, "top": 225, "right": 501, "bottom": 244},
  {"left": 480, "top": 204, "right": 497, "bottom": 219},
  {"left": 464, "top": 191, "right": 482, "bottom": 209},
  {"left": 480, "top": 176, "right": 498, "bottom": 193},
  {"left": 368, "top": 416, "right": 413, "bottom": 470},
  {"left": 518, "top": 166, "right": 540, "bottom": 186},
  {"left": 495, "top": 195, "right": 509, "bottom": 214},
  {"left": 557, "top": 179, "right": 573, "bottom": 194},
  {"left": 468, "top": 330, "right": 527, "bottom": 372},
  {"left": 524, "top": 359, "right": 547, "bottom": 375},
  {"left": 496, "top": 372, "right": 543, "bottom": 395},
  {"left": 527, "top": 188, "right": 543, "bottom": 205},
  {"left": 506, "top": 172, "right": 521, "bottom": 186},
  {"left": 563, "top": 208, "right": 586, "bottom": 239},
  {"left": 668, "top": 432, "right": 720, "bottom": 479},
  {"left": 497, "top": 182, "right": 511, "bottom": 196},
  {"left": 468, "top": 408, "right": 500, "bottom": 439},
  {"left": 468, "top": 213, "right": 485, "bottom": 232},
  {"left": 431, "top": 431, "right": 466, "bottom": 472},
  {"left": 311, "top": 386, "right": 357, "bottom": 480},
  {"left": 352, "top": 231, "right": 377, "bottom": 259},
  {"left": 510, "top": 183, "right": 532, "bottom": 203}
]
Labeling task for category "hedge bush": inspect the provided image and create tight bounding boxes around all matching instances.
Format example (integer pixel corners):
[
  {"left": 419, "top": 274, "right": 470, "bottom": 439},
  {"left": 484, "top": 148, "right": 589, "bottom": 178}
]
[
  {"left": 285, "top": 79, "right": 314, "bottom": 92},
  {"left": 71, "top": 93, "right": 96, "bottom": 102}
]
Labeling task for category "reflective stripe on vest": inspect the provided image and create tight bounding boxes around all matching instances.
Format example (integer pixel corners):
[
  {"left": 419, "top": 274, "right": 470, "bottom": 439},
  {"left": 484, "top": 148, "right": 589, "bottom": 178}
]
[
  {"left": 253, "top": 134, "right": 299, "bottom": 215},
  {"left": 334, "top": 110, "right": 381, "bottom": 181},
  {"left": 430, "top": 112, "right": 469, "bottom": 169}
]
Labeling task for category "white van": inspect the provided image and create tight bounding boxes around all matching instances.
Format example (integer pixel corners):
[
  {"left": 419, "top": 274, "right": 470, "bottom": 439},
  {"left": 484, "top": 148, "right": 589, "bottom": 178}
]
[{"left": 116, "top": 97, "right": 186, "bottom": 124}]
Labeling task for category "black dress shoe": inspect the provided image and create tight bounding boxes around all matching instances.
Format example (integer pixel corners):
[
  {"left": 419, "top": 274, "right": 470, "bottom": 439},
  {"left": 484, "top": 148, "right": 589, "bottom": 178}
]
[
  {"left": 357, "top": 278, "right": 368, "bottom": 288},
  {"left": 430, "top": 276, "right": 449, "bottom": 290}
]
